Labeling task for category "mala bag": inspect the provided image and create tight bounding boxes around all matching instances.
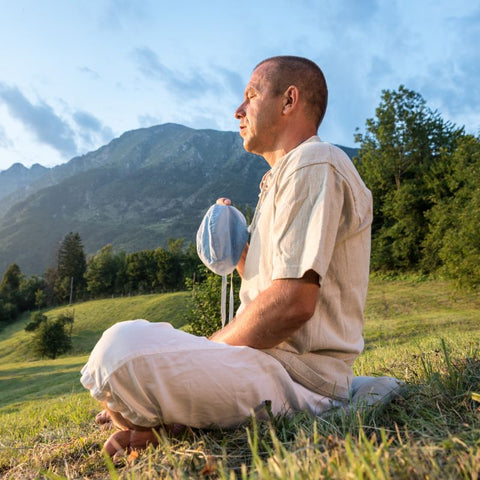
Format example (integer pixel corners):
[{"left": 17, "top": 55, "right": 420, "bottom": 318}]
[
  {"left": 196, "top": 204, "right": 249, "bottom": 327},
  {"left": 196, "top": 204, "right": 248, "bottom": 276}
]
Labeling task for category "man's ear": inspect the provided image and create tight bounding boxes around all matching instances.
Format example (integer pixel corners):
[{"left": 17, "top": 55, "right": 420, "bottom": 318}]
[{"left": 282, "top": 85, "right": 299, "bottom": 115}]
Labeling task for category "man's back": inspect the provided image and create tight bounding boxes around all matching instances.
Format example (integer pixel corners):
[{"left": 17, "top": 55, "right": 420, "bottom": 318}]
[{"left": 238, "top": 136, "right": 372, "bottom": 399}]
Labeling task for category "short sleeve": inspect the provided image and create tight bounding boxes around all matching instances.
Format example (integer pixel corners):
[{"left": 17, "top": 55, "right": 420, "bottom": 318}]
[{"left": 272, "top": 163, "right": 346, "bottom": 283}]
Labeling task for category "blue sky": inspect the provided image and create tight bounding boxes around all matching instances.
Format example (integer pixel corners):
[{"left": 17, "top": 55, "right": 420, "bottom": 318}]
[{"left": 0, "top": 0, "right": 479, "bottom": 171}]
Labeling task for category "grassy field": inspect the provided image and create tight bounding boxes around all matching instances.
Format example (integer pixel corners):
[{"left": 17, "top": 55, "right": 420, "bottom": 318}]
[{"left": 0, "top": 278, "right": 479, "bottom": 479}]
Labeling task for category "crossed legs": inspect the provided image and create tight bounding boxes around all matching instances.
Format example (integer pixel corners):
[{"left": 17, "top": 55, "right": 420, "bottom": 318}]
[{"left": 82, "top": 321, "right": 333, "bottom": 457}]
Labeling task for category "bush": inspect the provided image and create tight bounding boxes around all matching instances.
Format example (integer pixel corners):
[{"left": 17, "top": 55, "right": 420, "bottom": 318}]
[
  {"left": 183, "top": 267, "right": 241, "bottom": 337},
  {"left": 31, "top": 318, "right": 72, "bottom": 359},
  {"left": 27, "top": 311, "right": 75, "bottom": 359},
  {"left": 24, "top": 312, "right": 47, "bottom": 332}
]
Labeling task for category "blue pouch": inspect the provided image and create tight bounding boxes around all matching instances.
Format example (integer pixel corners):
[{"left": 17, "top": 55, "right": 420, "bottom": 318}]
[
  {"left": 196, "top": 204, "right": 249, "bottom": 327},
  {"left": 196, "top": 204, "right": 249, "bottom": 276}
]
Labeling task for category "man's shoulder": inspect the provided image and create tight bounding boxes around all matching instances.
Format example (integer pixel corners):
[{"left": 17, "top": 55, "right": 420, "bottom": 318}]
[
  {"left": 281, "top": 138, "right": 370, "bottom": 199},
  {"left": 283, "top": 137, "right": 351, "bottom": 175}
]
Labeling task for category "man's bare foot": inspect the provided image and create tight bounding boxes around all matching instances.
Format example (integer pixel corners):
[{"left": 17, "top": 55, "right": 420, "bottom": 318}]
[
  {"left": 103, "top": 429, "right": 160, "bottom": 458},
  {"left": 103, "top": 424, "right": 186, "bottom": 458},
  {"left": 95, "top": 409, "right": 112, "bottom": 425}
]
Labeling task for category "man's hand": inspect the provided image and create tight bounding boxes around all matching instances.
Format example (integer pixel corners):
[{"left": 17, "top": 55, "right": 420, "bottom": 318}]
[{"left": 210, "top": 270, "right": 320, "bottom": 349}]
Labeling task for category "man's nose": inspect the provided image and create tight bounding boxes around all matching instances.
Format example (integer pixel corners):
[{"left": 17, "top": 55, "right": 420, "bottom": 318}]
[{"left": 234, "top": 102, "right": 246, "bottom": 119}]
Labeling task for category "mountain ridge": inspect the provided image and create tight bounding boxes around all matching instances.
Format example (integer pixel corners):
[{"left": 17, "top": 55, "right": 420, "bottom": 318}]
[{"left": 0, "top": 124, "right": 358, "bottom": 276}]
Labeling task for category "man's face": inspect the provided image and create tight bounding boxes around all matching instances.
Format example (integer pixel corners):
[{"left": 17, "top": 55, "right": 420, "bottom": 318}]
[{"left": 234, "top": 63, "right": 283, "bottom": 156}]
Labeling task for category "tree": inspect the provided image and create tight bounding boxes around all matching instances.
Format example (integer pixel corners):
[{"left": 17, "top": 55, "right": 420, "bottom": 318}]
[
  {"left": 125, "top": 250, "right": 157, "bottom": 293},
  {"left": 18, "top": 275, "right": 46, "bottom": 312},
  {"left": 0, "top": 264, "right": 22, "bottom": 322},
  {"left": 25, "top": 312, "right": 47, "bottom": 332},
  {"left": 55, "top": 232, "right": 87, "bottom": 302},
  {"left": 29, "top": 312, "right": 74, "bottom": 359},
  {"left": 34, "top": 289, "right": 47, "bottom": 310},
  {"left": 155, "top": 247, "right": 183, "bottom": 291},
  {"left": 354, "top": 85, "right": 463, "bottom": 271},
  {"left": 43, "top": 267, "right": 59, "bottom": 306},
  {"left": 423, "top": 135, "right": 480, "bottom": 288},
  {"left": 0, "top": 299, "right": 18, "bottom": 327},
  {"left": 85, "top": 244, "right": 125, "bottom": 297},
  {"left": 0, "top": 263, "right": 22, "bottom": 306}
]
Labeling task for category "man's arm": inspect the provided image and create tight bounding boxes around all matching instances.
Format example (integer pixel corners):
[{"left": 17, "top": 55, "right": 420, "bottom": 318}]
[{"left": 209, "top": 269, "right": 319, "bottom": 349}]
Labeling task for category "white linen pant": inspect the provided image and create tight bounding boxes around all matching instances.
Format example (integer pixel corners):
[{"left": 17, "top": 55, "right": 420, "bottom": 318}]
[{"left": 80, "top": 320, "right": 334, "bottom": 428}]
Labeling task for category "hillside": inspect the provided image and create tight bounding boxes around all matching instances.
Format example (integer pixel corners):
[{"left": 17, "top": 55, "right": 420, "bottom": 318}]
[
  {"left": 0, "top": 124, "right": 358, "bottom": 276},
  {"left": 0, "top": 291, "right": 191, "bottom": 365},
  {"left": 0, "top": 278, "right": 479, "bottom": 478},
  {"left": 0, "top": 124, "right": 268, "bottom": 275}
]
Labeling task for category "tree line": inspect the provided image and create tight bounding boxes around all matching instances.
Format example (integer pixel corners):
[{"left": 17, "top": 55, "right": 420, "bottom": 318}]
[{"left": 0, "top": 233, "right": 203, "bottom": 328}]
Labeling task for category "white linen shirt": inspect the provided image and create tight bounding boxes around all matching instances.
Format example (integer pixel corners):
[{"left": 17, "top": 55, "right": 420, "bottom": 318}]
[{"left": 237, "top": 136, "right": 372, "bottom": 399}]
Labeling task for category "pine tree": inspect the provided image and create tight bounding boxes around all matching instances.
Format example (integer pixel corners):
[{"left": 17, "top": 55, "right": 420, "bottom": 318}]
[{"left": 55, "top": 232, "right": 87, "bottom": 303}]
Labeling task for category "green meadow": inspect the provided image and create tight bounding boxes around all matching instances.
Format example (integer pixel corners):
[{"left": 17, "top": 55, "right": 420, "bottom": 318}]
[{"left": 0, "top": 278, "right": 479, "bottom": 479}]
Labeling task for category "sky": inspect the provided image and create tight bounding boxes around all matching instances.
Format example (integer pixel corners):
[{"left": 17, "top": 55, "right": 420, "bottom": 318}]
[{"left": 0, "top": 0, "right": 479, "bottom": 172}]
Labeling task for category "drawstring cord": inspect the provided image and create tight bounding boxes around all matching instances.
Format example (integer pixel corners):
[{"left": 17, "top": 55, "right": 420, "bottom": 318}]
[{"left": 221, "top": 273, "right": 235, "bottom": 328}]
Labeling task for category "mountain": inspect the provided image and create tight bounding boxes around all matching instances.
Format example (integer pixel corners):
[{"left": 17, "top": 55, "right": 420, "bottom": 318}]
[
  {"left": 0, "top": 163, "right": 49, "bottom": 207},
  {"left": 0, "top": 124, "right": 358, "bottom": 276}
]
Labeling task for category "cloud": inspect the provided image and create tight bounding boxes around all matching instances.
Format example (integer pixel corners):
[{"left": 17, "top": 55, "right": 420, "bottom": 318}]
[
  {"left": 367, "top": 56, "right": 394, "bottom": 87},
  {"left": 132, "top": 47, "right": 211, "bottom": 98},
  {"left": 328, "top": 0, "right": 380, "bottom": 25},
  {"left": 406, "top": 7, "right": 480, "bottom": 128},
  {"left": 216, "top": 66, "right": 245, "bottom": 95},
  {"left": 138, "top": 113, "right": 162, "bottom": 127},
  {"left": 100, "top": 0, "right": 150, "bottom": 31},
  {"left": 0, "top": 84, "right": 77, "bottom": 158},
  {"left": 0, "top": 125, "right": 13, "bottom": 148},
  {"left": 78, "top": 66, "right": 101, "bottom": 80},
  {"left": 73, "top": 110, "right": 115, "bottom": 146}
]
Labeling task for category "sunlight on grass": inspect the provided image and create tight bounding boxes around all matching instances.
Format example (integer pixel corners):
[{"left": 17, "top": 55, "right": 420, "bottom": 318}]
[
  {"left": 0, "top": 291, "right": 191, "bottom": 362},
  {"left": 0, "top": 279, "right": 479, "bottom": 479}
]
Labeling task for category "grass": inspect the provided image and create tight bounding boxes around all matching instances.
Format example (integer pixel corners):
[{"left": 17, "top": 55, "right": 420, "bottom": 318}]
[
  {"left": 0, "top": 291, "right": 190, "bottom": 363},
  {"left": 0, "top": 278, "right": 479, "bottom": 479}
]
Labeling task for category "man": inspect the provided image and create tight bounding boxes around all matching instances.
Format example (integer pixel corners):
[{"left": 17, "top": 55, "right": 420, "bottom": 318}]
[{"left": 81, "top": 56, "right": 372, "bottom": 457}]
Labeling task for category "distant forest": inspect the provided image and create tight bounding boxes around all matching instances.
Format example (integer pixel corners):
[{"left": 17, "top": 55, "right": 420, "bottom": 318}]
[{"left": 0, "top": 233, "right": 203, "bottom": 327}]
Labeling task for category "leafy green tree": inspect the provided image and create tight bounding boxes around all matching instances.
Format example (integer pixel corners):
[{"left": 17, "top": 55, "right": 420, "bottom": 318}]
[
  {"left": 354, "top": 85, "right": 463, "bottom": 271},
  {"left": 154, "top": 247, "right": 183, "bottom": 291},
  {"left": 167, "top": 237, "right": 185, "bottom": 256},
  {"left": 423, "top": 135, "right": 480, "bottom": 288},
  {"left": 178, "top": 241, "right": 203, "bottom": 287},
  {"left": 18, "top": 275, "right": 46, "bottom": 312},
  {"left": 112, "top": 250, "right": 128, "bottom": 295},
  {"left": 29, "top": 312, "right": 74, "bottom": 359},
  {"left": 31, "top": 318, "right": 72, "bottom": 359},
  {"left": 55, "top": 232, "right": 87, "bottom": 302},
  {"left": 0, "top": 263, "right": 22, "bottom": 306},
  {"left": 85, "top": 244, "right": 125, "bottom": 297},
  {"left": 34, "top": 289, "right": 47, "bottom": 310},
  {"left": 0, "top": 264, "right": 22, "bottom": 322},
  {"left": 25, "top": 312, "right": 47, "bottom": 332},
  {"left": 125, "top": 250, "right": 157, "bottom": 294},
  {"left": 57, "top": 310, "right": 75, "bottom": 336},
  {"left": 0, "top": 300, "right": 18, "bottom": 327}
]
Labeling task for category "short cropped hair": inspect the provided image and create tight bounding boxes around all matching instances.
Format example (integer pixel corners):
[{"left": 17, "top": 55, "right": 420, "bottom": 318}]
[{"left": 255, "top": 56, "right": 328, "bottom": 129}]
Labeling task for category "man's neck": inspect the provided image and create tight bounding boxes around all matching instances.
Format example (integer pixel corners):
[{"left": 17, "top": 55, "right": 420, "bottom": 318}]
[{"left": 263, "top": 132, "right": 316, "bottom": 167}]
